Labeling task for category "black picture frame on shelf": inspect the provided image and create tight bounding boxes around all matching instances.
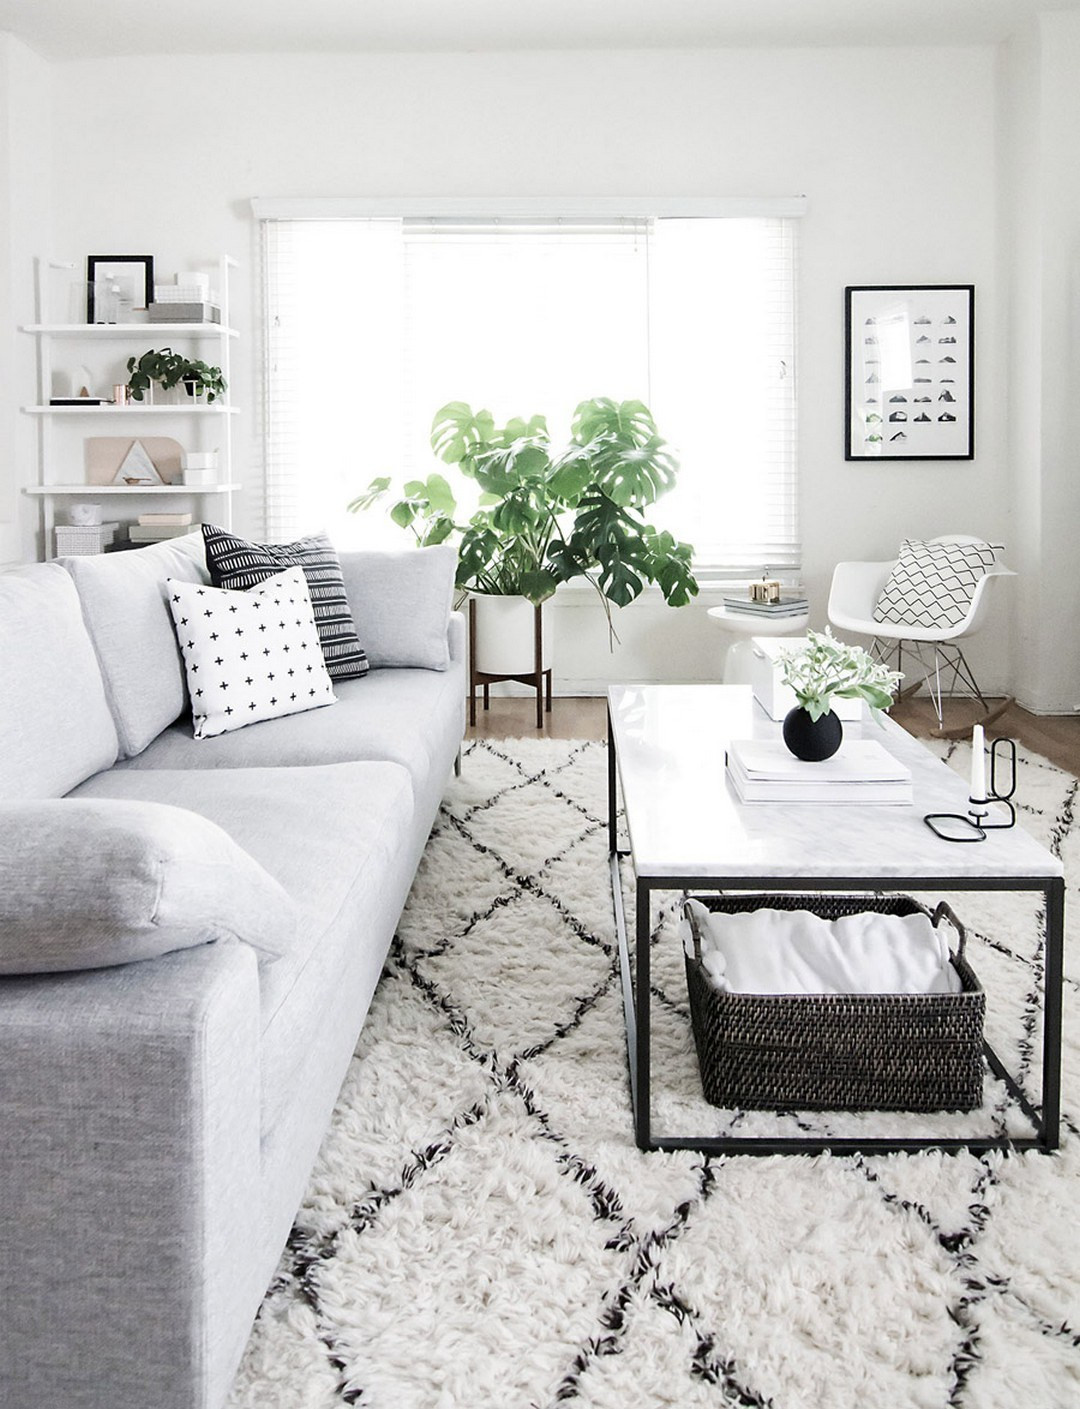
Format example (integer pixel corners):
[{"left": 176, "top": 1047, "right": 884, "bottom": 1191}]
[
  {"left": 845, "top": 284, "right": 974, "bottom": 462},
  {"left": 86, "top": 254, "right": 154, "bottom": 323}
]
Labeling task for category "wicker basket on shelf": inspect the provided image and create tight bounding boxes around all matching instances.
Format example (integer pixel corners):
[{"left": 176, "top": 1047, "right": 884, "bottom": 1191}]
[{"left": 683, "top": 893, "right": 985, "bottom": 1113}]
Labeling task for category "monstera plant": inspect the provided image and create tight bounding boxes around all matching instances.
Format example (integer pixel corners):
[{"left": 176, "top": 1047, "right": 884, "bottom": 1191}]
[{"left": 349, "top": 398, "right": 699, "bottom": 625}]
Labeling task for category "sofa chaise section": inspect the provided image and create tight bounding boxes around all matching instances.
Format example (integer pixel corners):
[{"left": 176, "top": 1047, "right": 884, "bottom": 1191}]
[{"left": 0, "top": 540, "right": 465, "bottom": 1409}]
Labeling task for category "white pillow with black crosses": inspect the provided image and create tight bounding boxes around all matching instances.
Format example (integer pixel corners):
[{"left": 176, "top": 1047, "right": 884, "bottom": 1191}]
[
  {"left": 166, "top": 567, "right": 336, "bottom": 739},
  {"left": 873, "top": 538, "right": 997, "bottom": 630}
]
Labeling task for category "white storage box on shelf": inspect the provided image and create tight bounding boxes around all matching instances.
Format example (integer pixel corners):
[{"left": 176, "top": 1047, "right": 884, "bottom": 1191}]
[
  {"left": 181, "top": 451, "right": 219, "bottom": 487},
  {"left": 55, "top": 522, "right": 118, "bottom": 556},
  {"left": 751, "top": 636, "right": 865, "bottom": 722}
]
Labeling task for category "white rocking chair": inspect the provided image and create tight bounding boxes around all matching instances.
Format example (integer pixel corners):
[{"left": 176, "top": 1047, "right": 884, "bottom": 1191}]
[{"left": 827, "top": 534, "right": 1015, "bottom": 739}]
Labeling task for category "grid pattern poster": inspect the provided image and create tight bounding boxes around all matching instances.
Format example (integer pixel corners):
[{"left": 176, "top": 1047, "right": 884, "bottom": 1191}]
[{"left": 845, "top": 285, "right": 974, "bottom": 461}]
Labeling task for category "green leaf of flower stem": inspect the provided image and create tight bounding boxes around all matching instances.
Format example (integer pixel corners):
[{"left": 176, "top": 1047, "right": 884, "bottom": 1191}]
[{"left": 779, "top": 628, "right": 903, "bottom": 717}]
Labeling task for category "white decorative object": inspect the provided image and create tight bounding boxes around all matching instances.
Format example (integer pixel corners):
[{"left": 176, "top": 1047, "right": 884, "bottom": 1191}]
[
  {"left": 971, "top": 723, "right": 987, "bottom": 800},
  {"left": 165, "top": 568, "right": 336, "bottom": 739},
  {"left": 473, "top": 594, "right": 553, "bottom": 675},
  {"left": 68, "top": 502, "right": 103, "bottom": 527},
  {"left": 751, "top": 636, "right": 864, "bottom": 722},
  {"left": 55, "top": 522, "right": 118, "bottom": 556},
  {"left": 707, "top": 604, "right": 811, "bottom": 684},
  {"left": 112, "top": 440, "right": 163, "bottom": 487},
  {"left": 181, "top": 450, "right": 219, "bottom": 471}
]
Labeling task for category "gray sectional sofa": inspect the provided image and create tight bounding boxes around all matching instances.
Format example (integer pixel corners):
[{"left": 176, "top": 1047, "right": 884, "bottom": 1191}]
[{"left": 0, "top": 535, "right": 465, "bottom": 1409}]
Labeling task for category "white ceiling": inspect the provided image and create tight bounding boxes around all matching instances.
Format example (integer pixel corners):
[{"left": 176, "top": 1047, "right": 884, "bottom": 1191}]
[{"left": 0, "top": 0, "right": 1076, "bottom": 61}]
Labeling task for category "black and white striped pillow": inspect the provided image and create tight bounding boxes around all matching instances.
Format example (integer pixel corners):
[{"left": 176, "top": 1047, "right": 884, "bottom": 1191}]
[{"left": 201, "top": 525, "right": 368, "bottom": 680}]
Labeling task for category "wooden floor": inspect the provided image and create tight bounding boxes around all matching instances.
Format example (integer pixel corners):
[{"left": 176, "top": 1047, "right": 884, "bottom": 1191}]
[{"left": 466, "top": 693, "right": 1080, "bottom": 776}]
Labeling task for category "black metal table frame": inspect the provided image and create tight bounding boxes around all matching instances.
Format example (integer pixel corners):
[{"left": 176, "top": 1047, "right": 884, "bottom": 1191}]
[{"left": 607, "top": 707, "right": 1066, "bottom": 1156}]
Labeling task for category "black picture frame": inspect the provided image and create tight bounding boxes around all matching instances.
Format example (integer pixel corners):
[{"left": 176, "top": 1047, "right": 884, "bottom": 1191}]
[
  {"left": 845, "top": 284, "right": 974, "bottom": 461},
  {"left": 86, "top": 254, "right": 155, "bottom": 323}
]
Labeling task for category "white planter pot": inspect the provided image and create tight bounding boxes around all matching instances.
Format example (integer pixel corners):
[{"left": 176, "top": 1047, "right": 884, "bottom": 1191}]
[{"left": 473, "top": 594, "right": 553, "bottom": 676}]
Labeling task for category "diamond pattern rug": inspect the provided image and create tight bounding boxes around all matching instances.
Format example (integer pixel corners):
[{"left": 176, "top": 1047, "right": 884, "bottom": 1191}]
[{"left": 228, "top": 736, "right": 1080, "bottom": 1408}]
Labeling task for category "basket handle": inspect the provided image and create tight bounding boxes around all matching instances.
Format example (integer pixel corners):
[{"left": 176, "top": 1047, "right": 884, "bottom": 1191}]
[
  {"left": 930, "top": 900, "right": 967, "bottom": 959},
  {"left": 683, "top": 900, "right": 706, "bottom": 963}
]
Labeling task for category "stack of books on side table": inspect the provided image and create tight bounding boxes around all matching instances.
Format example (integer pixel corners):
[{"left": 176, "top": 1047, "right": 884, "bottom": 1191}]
[
  {"left": 129, "top": 512, "right": 198, "bottom": 544},
  {"left": 723, "top": 591, "right": 808, "bottom": 619},
  {"left": 726, "top": 738, "right": 913, "bottom": 805}
]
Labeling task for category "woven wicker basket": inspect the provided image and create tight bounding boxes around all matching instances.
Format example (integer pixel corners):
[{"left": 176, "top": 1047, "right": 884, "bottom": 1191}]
[{"left": 683, "top": 894, "right": 985, "bottom": 1113}]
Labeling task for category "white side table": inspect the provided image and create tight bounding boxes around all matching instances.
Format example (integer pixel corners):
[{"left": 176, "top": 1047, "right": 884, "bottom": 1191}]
[{"left": 706, "top": 604, "right": 811, "bottom": 683}]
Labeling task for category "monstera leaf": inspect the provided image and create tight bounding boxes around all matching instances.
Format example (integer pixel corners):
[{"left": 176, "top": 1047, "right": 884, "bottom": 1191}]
[
  {"left": 640, "top": 526, "right": 698, "bottom": 606},
  {"left": 354, "top": 397, "right": 699, "bottom": 620},
  {"left": 430, "top": 403, "right": 497, "bottom": 465},
  {"left": 571, "top": 397, "right": 656, "bottom": 447}
]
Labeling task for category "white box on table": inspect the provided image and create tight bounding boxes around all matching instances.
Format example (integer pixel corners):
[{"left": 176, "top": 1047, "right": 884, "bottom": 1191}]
[{"left": 751, "top": 636, "right": 865, "bottom": 722}]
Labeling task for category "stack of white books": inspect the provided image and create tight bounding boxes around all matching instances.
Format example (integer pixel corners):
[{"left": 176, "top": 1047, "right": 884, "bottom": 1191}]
[
  {"left": 726, "top": 738, "right": 913, "bottom": 805},
  {"left": 129, "top": 512, "right": 198, "bottom": 544},
  {"left": 722, "top": 592, "right": 809, "bottom": 619}
]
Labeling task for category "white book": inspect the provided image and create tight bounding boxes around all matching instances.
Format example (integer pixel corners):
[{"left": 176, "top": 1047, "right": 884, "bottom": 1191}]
[
  {"left": 138, "top": 511, "right": 193, "bottom": 527},
  {"left": 726, "top": 752, "right": 913, "bottom": 805},
  {"left": 730, "top": 738, "right": 911, "bottom": 784}
]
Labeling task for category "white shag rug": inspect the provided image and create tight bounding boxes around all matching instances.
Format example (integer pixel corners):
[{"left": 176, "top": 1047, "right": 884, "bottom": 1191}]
[{"left": 229, "top": 736, "right": 1080, "bottom": 1409}]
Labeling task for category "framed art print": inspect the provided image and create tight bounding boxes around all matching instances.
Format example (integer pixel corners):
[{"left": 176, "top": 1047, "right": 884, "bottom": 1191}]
[
  {"left": 86, "top": 254, "right": 155, "bottom": 323},
  {"left": 845, "top": 285, "right": 974, "bottom": 461}
]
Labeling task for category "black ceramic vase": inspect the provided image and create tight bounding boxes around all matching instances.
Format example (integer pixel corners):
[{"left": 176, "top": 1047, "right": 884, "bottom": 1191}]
[{"left": 782, "top": 706, "right": 843, "bottom": 762}]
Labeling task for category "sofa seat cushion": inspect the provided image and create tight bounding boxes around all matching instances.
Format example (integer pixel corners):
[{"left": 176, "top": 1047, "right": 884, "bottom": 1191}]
[
  {"left": 0, "top": 563, "right": 118, "bottom": 799},
  {"left": 62, "top": 534, "right": 209, "bottom": 758},
  {"left": 113, "top": 665, "right": 464, "bottom": 797},
  {"left": 71, "top": 759, "right": 415, "bottom": 1028}
]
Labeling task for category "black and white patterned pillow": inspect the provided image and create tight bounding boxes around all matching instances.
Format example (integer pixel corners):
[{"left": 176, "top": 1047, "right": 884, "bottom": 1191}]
[
  {"left": 166, "top": 568, "right": 336, "bottom": 739},
  {"left": 202, "top": 525, "right": 368, "bottom": 680},
  {"left": 873, "top": 538, "right": 996, "bottom": 629}
]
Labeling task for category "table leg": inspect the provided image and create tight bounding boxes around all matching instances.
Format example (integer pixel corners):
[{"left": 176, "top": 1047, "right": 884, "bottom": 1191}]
[
  {"left": 635, "top": 877, "right": 653, "bottom": 1150},
  {"left": 1042, "top": 875, "right": 1065, "bottom": 1150}
]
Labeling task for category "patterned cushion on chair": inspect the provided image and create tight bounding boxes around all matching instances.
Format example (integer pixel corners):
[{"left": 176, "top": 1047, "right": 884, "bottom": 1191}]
[{"left": 873, "top": 538, "right": 997, "bottom": 629}]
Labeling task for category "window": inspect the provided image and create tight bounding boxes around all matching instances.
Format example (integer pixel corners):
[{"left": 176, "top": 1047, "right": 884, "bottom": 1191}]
[{"left": 260, "top": 210, "right": 798, "bottom": 578}]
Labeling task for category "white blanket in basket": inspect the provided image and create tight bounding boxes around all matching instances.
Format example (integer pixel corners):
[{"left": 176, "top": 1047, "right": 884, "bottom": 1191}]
[{"left": 683, "top": 900, "right": 962, "bottom": 997}]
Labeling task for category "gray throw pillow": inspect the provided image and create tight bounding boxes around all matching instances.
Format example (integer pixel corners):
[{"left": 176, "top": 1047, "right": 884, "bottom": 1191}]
[{"left": 0, "top": 798, "right": 296, "bottom": 974}]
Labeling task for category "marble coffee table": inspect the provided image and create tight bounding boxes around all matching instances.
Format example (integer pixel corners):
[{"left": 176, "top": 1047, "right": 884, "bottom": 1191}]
[{"left": 606, "top": 683, "right": 1065, "bottom": 1155}]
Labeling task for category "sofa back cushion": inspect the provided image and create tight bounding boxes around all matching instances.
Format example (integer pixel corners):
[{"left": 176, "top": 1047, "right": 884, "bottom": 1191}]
[
  {"left": 338, "top": 544, "right": 457, "bottom": 670},
  {"left": 0, "top": 563, "right": 119, "bottom": 798},
  {"left": 0, "top": 797, "right": 296, "bottom": 973},
  {"left": 62, "top": 534, "right": 210, "bottom": 758}
]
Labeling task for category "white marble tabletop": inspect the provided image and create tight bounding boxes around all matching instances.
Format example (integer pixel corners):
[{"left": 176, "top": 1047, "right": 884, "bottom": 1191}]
[{"left": 608, "top": 684, "right": 1063, "bottom": 882}]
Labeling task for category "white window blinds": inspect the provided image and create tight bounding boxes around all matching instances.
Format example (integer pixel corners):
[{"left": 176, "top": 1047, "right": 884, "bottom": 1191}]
[{"left": 260, "top": 214, "right": 798, "bottom": 574}]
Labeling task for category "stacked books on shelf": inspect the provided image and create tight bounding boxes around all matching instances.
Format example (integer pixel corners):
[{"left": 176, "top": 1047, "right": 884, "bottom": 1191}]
[
  {"left": 129, "top": 512, "right": 198, "bottom": 544},
  {"left": 726, "top": 738, "right": 913, "bottom": 805},
  {"left": 723, "top": 591, "right": 809, "bottom": 619}
]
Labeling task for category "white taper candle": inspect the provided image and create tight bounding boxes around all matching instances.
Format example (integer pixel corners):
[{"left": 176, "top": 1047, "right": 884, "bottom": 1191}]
[{"left": 971, "top": 723, "right": 986, "bottom": 800}]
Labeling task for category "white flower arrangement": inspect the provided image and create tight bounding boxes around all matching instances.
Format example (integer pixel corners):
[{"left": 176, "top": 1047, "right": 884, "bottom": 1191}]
[{"left": 779, "top": 628, "right": 902, "bottom": 723}]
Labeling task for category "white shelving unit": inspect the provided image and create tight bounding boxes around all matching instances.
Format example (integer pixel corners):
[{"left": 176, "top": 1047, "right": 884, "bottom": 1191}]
[{"left": 22, "top": 255, "right": 240, "bottom": 559}]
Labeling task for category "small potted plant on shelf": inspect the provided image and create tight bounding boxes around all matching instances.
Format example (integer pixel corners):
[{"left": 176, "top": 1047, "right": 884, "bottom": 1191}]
[
  {"left": 349, "top": 397, "right": 699, "bottom": 673},
  {"left": 126, "top": 348, "right": 227, "bottom": 404},
  {"left": 778, "top": 628, "right": 902, "bottom": 761}
]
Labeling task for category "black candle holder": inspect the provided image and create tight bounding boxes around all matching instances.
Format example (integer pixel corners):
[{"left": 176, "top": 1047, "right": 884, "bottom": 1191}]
[{"left": 925, "top": 736, "right": 1018, "bottom": 843}]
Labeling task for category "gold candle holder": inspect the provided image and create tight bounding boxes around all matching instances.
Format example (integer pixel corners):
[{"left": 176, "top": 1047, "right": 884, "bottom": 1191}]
[{"left": 750, "top": 579, "right": 781, "bottom": 603}]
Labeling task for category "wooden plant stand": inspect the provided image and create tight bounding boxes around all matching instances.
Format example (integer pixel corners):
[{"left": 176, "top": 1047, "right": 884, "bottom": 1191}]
[{"left": 468, "top": 596, "right": 552, "bottom": 730}]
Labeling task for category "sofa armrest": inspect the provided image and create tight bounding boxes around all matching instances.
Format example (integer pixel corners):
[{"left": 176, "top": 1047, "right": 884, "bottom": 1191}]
[
  {"left": 448, "top": 608, "right": 466, "bottom": 664},
  {"left": 0, "top": 940, "right": 264, "bottom": 1409},
  {"left": 338, "top": 545, "right": 457, "bottom": 670}
]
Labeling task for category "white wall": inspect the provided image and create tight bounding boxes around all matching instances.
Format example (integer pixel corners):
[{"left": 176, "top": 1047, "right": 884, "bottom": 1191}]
[
  {"left": 0, "top": 35, "right": 52, "bottom": 567},
  {"left": 20, "top": 45, "right": 1014, "bottom": 690},
  {"left": 998, "top": 13, "right": 1080, "bottom": 714}
]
